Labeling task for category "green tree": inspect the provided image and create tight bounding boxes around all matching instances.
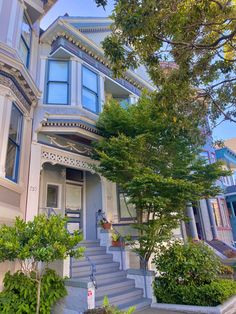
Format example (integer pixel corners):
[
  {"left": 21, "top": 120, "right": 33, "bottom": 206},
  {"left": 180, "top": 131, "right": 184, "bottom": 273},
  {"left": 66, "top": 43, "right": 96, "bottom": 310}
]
[
  {"left": 92, "top": 94, "right": 228, "bottom": 265},
  {"left": 0, "top": 215, "right": 84, "bottom": 314},
  {"left": 95, "top": 0, "right": 236, "bottom": 126}
]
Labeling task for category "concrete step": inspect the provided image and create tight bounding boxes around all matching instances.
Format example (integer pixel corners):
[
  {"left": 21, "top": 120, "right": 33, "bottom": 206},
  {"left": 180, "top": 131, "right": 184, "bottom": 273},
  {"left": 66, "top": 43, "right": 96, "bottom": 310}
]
[
  {"left": 78, "top": 240, "right": 101, "bottom": 248},
  {"left": 96, "top": 279, "right": 135, "bottom": 298},
  {"left": 119, "top": 298, "right": 152, "bottom": 311},
  {"left": 96, "top": 288, "right": 143, "bottom": 307},
  {"left": 72, "top": 254, "right": 113, "bottom": 266},
  {"left": 73, "top": 270, "right": 127, "bottom": 284},
  {"left": 72, "top": 262, "right": 120, "bottom": 277},
  {"left": 83, "top": 246, "right": 107, "bottom": 254}
]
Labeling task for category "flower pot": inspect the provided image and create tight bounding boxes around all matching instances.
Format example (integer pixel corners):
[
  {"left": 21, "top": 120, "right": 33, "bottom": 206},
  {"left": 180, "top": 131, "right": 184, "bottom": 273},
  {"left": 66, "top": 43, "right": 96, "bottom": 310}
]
[
  {"left": 102, "top": 222, "right": 112, "bottom": 230},
  {"left": 112, "top": 240, "right": 124, "bottom": 247}
]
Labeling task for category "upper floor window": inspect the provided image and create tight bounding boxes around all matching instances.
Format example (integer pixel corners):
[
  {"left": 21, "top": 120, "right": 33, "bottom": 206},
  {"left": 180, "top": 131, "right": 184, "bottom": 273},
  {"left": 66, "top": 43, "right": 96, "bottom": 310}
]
[
  {"left": 46, "top": 60, "right": 69, "bottom": 105},
  {"left": 5, "top": 104, "right": 23, "bottom": 182},
  {"left": 199, "top": 151, "right": 210, "bottom": 164},
  {"left": 82, "top": 66, "right": 99, "bottom": 113},
  {"left": 19, "top": 15, "right": 32, "bottom": 68}
]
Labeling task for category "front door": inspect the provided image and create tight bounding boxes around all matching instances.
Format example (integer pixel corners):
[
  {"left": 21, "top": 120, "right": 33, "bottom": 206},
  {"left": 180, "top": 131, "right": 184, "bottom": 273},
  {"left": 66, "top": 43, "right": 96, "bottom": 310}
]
[{"left": 65, "top": 183, "right": 83, "bottom": 234}]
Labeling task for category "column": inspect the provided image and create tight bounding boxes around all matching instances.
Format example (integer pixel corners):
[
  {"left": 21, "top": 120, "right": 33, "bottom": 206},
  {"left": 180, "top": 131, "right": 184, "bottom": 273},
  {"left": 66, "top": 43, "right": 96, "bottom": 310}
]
[
  {"left": 39, "top": 57, "right": 47, "bottom": 104},
  {"left": 206, "top": 198, "right": 219, "bottom": 239},
  {"left": 0, "top": 94, "right": 12, "bottom": 177},
  {"left": 186, "top": 202, "right": 199, "bottom": 240},
  {"left": 26, "top": 143, "right": 42, "bottom": 221},
  {"left": 70, "top": 58, "right": 77, "bottom": 106},
  {"left": 99, "top": 75, "right": 105, "bottom": 111},
  {"left": 77, "top": 61, "right": 82, "bottom": 107}
]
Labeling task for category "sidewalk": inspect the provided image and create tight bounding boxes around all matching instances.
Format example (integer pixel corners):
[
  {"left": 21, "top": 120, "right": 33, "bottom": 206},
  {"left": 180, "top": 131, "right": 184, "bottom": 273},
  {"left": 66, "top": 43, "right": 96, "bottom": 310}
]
[{"left": 138, "top": 308, "right": 185, "bottom": 314}]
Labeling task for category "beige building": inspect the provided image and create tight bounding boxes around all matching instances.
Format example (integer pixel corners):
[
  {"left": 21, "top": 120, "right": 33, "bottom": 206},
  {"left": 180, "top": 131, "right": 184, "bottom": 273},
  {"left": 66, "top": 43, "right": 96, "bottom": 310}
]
[{"left": 0, "top": 0, "right": 56, "bottom": 287}]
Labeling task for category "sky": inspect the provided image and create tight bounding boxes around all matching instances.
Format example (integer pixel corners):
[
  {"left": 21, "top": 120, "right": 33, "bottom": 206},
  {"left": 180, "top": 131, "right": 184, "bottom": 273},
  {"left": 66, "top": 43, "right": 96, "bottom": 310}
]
[{"left": 41, "top": 0, "right": 236, "bottom": 141}]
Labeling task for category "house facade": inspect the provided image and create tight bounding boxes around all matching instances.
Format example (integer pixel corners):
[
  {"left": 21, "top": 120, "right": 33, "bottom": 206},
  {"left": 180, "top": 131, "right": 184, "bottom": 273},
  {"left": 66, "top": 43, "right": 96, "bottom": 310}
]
[
  {"left": 0, "top": 0, "right": 57, "bottom": 287},
  {"left": 216, "top": 144, "right": 236, "bottom": 243},
  {"left": 26, "top": 16, "right": 153, "bottom": 239}
]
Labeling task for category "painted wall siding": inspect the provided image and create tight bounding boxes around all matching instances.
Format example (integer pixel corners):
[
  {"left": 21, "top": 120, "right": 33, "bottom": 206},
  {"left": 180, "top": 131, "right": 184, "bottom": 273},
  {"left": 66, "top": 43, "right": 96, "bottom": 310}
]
[
  {"left": 85, "top": 172, "right": 102, "bottom": 240},
  {"left": 199, "top": 199, "right": 213, "bottom": 240}
]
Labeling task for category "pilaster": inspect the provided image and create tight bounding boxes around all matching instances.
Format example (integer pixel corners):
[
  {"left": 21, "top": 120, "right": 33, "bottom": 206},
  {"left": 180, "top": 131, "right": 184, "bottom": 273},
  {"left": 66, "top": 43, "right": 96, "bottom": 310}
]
[
  {"left": 26, "top": 142, "right": 42, "bottom": 221},
  {"left": 70, "top": 58, "right": 77, "bottom": 106},
  {"left": 186, "top": 202, "right": 199, "bottom": 240},
  {"left": 206, "top": 198, "right": 219, "bottom": 239}
]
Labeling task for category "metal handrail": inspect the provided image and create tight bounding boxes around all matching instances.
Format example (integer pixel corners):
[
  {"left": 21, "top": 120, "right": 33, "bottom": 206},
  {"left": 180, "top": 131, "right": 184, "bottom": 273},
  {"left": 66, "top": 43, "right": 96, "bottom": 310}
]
[{"left": 85, "top": 255, "right": 97, "bottom": 289}]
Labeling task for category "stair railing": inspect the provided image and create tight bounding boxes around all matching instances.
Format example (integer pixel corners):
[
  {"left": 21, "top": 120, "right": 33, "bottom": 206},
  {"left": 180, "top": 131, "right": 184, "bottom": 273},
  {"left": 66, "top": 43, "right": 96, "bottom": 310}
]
[
  {"left": 95, "top": 210, "right": 148, "bottom": 298},
  {"left": 85, "top": 255, "right": 97, "bottom": 289}
]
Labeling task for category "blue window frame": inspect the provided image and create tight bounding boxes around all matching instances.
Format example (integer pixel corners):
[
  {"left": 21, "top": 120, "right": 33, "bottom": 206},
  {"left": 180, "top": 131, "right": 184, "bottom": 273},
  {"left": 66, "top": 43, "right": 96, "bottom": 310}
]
[
  {"left": 5, "top": 104, "right": 23, "bottom": 182},
  {"left": 19, "top": 14, "right": 32, "bottom": 68},
  {"left": 82, "top": 66, "right": 99, "bottom": 113},
  {"left": 46, "top": 60, "right": 70, "bottom": 105}
]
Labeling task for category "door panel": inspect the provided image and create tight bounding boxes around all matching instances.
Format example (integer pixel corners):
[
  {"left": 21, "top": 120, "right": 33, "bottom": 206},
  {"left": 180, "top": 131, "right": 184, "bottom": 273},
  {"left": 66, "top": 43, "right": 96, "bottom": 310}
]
[{"left": 65, "top": 183, "right": 83, "bottom": 233}]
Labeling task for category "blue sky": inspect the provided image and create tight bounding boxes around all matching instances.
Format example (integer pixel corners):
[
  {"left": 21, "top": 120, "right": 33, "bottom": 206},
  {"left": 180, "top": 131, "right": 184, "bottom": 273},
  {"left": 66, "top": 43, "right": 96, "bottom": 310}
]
[{"left": 41, "top": 0, "right": 236, "bottom": 141}]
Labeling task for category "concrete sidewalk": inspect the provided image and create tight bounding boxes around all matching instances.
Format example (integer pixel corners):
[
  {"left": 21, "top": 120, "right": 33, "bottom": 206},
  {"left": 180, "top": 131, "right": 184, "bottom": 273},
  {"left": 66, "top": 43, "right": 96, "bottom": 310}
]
[{"left": 137, "top": 308, "right": 185, "bottom": 314}]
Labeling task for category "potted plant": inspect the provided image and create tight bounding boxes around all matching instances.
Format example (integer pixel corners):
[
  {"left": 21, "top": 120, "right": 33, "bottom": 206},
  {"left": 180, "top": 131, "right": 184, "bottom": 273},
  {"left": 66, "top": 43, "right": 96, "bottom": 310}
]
[
  {"left": 99, "top": 218, "right": 112, "bottom": 230},
  {"left": 111, "top": 232, "right": 124, "bottom": 247}
]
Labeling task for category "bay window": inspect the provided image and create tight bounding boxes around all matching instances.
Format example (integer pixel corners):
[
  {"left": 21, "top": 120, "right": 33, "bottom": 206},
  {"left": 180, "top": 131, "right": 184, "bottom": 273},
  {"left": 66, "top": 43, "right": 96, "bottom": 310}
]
[
  {"left": 46, "top": 60, "right": 69, "bottom": 104},
  {"left": 19, "top": 15, "right": 32, "bottom": 68},
  {"left": 82, "top": 66, "right": 99, "bottom": 113},
  {"left": 5, "top": 104, "right": 23, "bottom": 182}
]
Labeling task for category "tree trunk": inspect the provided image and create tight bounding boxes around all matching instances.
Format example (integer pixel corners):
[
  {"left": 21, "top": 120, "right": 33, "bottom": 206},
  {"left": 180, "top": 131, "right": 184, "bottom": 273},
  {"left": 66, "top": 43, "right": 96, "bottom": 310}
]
[{"left": 36, "top": 277, "right": 41, "bottom": 314}]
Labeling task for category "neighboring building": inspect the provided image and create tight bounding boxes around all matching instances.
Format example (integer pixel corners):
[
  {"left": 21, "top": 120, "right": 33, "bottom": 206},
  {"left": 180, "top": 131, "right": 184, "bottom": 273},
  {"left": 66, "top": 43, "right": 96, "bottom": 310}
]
[
  {"left": 216, "top": 144, "right": 236, "bottom": 244},
  {"left": 184, "top": 129, "right": 235, "bottom": 253},
  {"left": 0, "top": 0, "right": 57, "bottom": 288}
]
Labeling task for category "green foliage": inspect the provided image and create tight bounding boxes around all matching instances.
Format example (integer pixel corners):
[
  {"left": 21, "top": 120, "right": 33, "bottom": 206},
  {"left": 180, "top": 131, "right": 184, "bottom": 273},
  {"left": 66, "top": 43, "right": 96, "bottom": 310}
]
[
  {"left": 93, "top": 96, "right": 228, "bottom": 263},
  {"left": 98, "top": 0, "right": 236, "bottom": 125},
  {"left": 153, "top": 241, "right": 221, "bottom": 285},
  {"left": 0, "top": 269, "right": 67, "bottom": 313},
  {"left": 153, "top": 241, "right": 236, "bottom": 306},
  {"left": 154, "top": 279, "right": 236, "bottom": 306},
  {"left": 85, "top": 296, "right": 135, "bottom": 314},
  {"left": 0, "top": 215, "right": 84, "bottom": 263},
  {"left": 0, "top": 215, "right": 84, "bottom": 313}
]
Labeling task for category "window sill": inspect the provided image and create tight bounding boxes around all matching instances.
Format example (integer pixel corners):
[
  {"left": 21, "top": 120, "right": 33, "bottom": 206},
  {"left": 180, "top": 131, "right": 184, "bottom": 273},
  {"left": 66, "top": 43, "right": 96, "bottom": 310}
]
[{"left": 0, "top": 177, "right": 24, "bottom": 193}]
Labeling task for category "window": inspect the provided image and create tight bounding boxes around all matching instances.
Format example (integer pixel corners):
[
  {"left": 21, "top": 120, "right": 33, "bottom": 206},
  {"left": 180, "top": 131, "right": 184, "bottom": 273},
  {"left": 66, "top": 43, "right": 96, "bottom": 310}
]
[
  {"left": 211, "top": 199, "right": 223, "bottom": 227},
  {"left": 19, "top": 15, "right": 32, "bottom": 68},
  {"left": 5, "top": 104, "right": 23, "bottom": 182},
  {"left": 47, "top": 185, "right": 59, "bottom": 208},
  {"left": 199, "top": 151, "right": 210, "bottom": 164},
  {"left": 118, "top": 188, "right": 136, "bottom": 221},
  {"left": 219, "top": 199, "right": 230, "bottom": 227},
  {"left": 47, "top": 60, "right": 69, "bottom": 104},
  {"left": 82, "top": 66, "right": 99, "bottom": 113}
]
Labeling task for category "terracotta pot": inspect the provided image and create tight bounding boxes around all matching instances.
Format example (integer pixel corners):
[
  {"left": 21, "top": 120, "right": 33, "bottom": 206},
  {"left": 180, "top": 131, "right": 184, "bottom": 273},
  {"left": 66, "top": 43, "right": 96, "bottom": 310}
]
[
  {"left": 102, "top": 222, "right": 112, "bottom": 230},
  {"left": 112, "top": 240, "right": 124, "bottom": 247}
]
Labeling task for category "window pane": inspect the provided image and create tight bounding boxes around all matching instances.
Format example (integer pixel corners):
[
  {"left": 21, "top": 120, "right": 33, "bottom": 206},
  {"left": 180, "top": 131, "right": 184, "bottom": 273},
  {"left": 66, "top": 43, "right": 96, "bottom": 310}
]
[
  {"left": 47, "top": 83, "right": 68, "bottom": 104},
  {"left": 49, "top": 61, "right": 68, "bottom": 81},
  {"left": 22, "top": 15, "right": 31, "bottom": 46},
  {"left": 119, "top": 192, "right": 136, "bottom": 220},
  {"left": 82, "top": 88, "right": 98, "bottom": 112},
  {"left": 19, "top": 38, "right": 29, "bottom": 67},
  {"left": 47, "top": 185, "right": 59, "bottom": 208},
  {"left": 9, "top": 105, "right": 23, "bottom": 144},
  {"left": 211, "top": 199, "right": 223, "bottom": 227},
  {"left": 83, "top": 67, "right": 98, "bottom": 93},
  {"left": 5, "top": 141, "right": 18, "bottom": 180}
]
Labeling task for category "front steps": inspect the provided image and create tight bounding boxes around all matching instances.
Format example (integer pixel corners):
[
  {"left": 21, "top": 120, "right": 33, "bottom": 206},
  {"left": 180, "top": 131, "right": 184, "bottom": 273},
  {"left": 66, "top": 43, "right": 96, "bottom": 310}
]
[{"left": 70, "top": 240, "right": 152, "bottom": 311}]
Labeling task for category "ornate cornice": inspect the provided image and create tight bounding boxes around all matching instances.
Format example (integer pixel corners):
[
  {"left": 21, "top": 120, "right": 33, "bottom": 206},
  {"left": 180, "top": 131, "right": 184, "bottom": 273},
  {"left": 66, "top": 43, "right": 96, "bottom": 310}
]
[
  {"left": 41, "top": 145, "right": 96, "bottom": 173},
  {"left": 0, "top": 71, "right": 32, "bottom": 111},
  {"left": 41, "top": 118, "right": 100, "bottom": 135},
  {"left": 51, "top": 36, "right": 142, "bottom": 96}
]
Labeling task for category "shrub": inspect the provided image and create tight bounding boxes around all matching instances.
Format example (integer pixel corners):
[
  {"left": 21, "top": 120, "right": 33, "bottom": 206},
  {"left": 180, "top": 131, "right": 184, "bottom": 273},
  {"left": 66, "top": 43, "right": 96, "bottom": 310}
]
[
  {"left": 154, "top": 278, "right": 236, "bottom": 306},
  {"left": 219, "top": 264, "right": 234, "bottom": 275},
  {"left": 0, "top": 269, "right": 67, "bottom": 313},
  {"left": 153, "top": 240, "right": 221, "bottom": 286},
  {"left": 85, "top": 296, "right": 135, "bottom": 314},
  {"left": 153, "top": 241, "right": 236, "bottom": 306}
]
